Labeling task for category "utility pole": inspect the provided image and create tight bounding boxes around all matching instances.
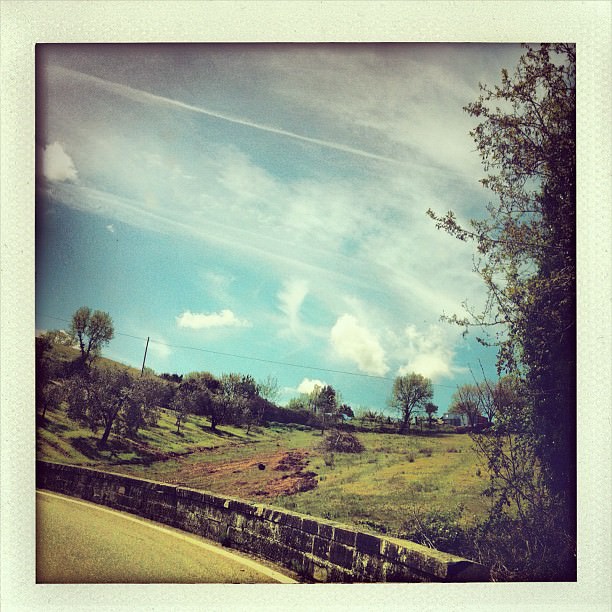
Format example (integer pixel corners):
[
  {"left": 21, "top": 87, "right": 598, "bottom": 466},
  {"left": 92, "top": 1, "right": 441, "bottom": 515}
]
[{"left": 140, "top": 336, "right": 149, "bottom": 377}]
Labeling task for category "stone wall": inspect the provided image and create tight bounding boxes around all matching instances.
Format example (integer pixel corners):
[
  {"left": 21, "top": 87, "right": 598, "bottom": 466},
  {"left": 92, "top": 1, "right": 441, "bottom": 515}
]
[{"left": 37, "top": 460, "right": 489, "bottom": 583}]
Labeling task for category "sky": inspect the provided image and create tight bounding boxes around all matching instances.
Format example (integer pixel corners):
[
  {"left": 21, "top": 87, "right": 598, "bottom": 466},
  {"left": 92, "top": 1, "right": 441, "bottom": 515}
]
[{"left": 35, "top": 43, "right": 525, "bottom": 415}]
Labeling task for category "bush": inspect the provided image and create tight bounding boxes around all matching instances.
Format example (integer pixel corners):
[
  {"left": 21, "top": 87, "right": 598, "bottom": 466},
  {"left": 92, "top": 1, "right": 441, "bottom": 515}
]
[
  {"left": 400, "top": 505, "right": 470, "bottom": 556},
  {"left": 400, "top": 502, "right": 576, "bottom": 581},
  {"left": 320, "top": 429, "right": 364, "bottom": 453}
]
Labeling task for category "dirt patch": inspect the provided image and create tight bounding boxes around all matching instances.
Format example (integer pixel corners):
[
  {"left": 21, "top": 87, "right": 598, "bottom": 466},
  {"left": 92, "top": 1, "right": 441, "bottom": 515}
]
[
  {"left": 273, "top": 450, "right": 309, "bottom": 472},
  {"left": 163, "top": 448, "right": 318, "bottom": 499}
]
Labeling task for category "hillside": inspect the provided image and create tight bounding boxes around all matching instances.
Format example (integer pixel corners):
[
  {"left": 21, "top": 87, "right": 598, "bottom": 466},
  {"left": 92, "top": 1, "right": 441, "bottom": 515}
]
[{"left": 36, "top": 344, "right": 488, "bottom": 537}]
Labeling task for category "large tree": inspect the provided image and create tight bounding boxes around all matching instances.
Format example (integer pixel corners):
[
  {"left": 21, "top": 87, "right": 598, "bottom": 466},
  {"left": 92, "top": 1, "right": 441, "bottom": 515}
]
[
  {"left": 428, "top": 44, "right": 575, "bottom": 578},
  {"left": 390, "top": 373, "right": 433, "bottom": 434},
  {"left": 449, "top": 384, "right": 483, "bottom": 428},
  {"left": 64, "top": 367, "right": 132, "bottom": 447},
  {"left": 69, "top": 306, "right": 114, "bottom": 369}
]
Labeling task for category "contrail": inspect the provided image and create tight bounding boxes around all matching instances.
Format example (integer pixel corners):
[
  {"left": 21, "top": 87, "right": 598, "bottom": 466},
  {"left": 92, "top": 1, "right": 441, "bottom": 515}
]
[{"left": 51, "top": 65, "right": 403, "bottom": 165}]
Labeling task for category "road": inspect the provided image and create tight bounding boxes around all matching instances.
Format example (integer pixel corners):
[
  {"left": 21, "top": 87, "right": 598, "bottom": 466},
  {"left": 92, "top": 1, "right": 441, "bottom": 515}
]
[{"left": 36, "top": 490, "right": 297, "bottom": 584}]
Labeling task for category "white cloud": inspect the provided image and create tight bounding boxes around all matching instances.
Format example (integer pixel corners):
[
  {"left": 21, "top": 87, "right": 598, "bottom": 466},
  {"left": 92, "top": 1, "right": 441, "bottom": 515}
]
[
  {"left": 330, "top": 314, "right": 389, "bottom": 376},
  {"left": 176, "top": 309, "right": 251, "bottom": 329},
  {"left": 42, "top": 142, "right": 78, "bottom": 182},
  {"left": 297, "top": 378, "right": 326, "bottom": 394},
  {"left": 396, "top": 324, "right": 466, "bottom": 380},
  {"left": 148, "top": 338, "right": 172, "bottom": 360},
  {"left": 277, "top": 279, "right": 309, "bottom": 337}
]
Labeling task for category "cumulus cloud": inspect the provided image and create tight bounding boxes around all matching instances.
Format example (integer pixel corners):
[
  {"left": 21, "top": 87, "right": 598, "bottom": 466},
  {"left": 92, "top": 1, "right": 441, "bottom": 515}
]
[
  {"left": 176, "top": 309, "right": 251, "bottom": 329},
  {"left": 330, "top": 314, "right": 389, "bottom": 376},
  {"left": 42, "top": 142, "right": 78, "bottom": 182},
  {"left": 297, "top": 378, "right": 326, "bottom": 394},
  {"left": 396, "top": 324, "right": 466, "bottom": 380}
]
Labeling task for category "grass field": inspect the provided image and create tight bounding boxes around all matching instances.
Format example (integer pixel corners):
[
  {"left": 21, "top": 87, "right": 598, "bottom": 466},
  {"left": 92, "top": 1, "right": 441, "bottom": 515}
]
[{"left": 37, "top": 399, "right": 489, "bottom": 536}]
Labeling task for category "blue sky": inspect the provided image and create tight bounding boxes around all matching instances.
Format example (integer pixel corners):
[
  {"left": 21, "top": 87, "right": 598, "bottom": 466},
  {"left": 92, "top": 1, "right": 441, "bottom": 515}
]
[{"left": 35, "top": 43, "right": 525, "bottom": 414}]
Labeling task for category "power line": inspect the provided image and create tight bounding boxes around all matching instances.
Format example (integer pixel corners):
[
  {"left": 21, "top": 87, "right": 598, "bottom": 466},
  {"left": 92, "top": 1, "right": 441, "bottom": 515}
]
[{"left": 37, "top": 313, "right": 459, "bottom": 389}]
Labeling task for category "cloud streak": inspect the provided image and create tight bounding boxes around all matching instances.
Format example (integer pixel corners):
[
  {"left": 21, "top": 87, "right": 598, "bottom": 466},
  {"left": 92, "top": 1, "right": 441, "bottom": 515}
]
[{"left": 52, "top": 65, "right": 405, "bottom": 166}]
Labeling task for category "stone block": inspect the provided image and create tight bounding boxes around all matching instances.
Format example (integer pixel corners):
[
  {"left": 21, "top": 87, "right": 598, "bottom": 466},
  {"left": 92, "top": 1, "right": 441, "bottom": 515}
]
[
  {"left": 312, "top": 562, "right": 329, "bottom": 582},
  {"left": 318, "top": 522, "right": 334, "bottom": 540},
  {"left": 333, "top": 526, "right": 356, "bottom": 547},
  {"left": 356, "top": 532, "right": 381, "bottom": 556},
  {"left": 228, "top": 499, "right": 257, "bottom": 515},
  {"left": 329, "top": 542, "right": 354, "bottom": 570},
  {"left": 312, "top": 535, "right": 330, "bottom": 560},
  {"left": 279, "top": 511, "right": 303, "bottom": 530},
  {"left": 302, "top": 518, "right": 319, "bottom": 535},
  {"left": 280, "top": 526, "right": 313, "bottom": 553}
]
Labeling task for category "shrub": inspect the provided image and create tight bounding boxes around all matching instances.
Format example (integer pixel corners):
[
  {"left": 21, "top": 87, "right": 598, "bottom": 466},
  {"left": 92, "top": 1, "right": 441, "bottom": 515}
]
[
  {"left": 400, "top": 505, "right": 469, "bottom": 554},
  {"left": 322, "top": 452, "right": 335, "bottom": 468},
  {"left": 418, "top": 447, "right": 433, "bottom": 457},
  {"left": 320, "top": 429, "right": 365, "bottom": 454}
]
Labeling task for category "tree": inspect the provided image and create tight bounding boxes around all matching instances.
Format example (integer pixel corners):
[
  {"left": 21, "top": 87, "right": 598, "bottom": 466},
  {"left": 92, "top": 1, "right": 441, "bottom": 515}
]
[
  {"left": 312, "top": 385, "right": 338, "bottom": 431},
  {"left": 286, "top": 395, "right": 310, "bottom": 412},
  {"left": 217, "top": 373, "right": 259, "bottom": 430},
  {"left": 115, "top": 375, "right": 164, "bottom": 437},
  {"left": 424, "top": 402, "right": 438, "bottom": 427},
  {"left": 390, "top": 373, "right": 433, "bottom": 434},
  {"left": 257, "top": 375, "right": 280, "bottom": 404},
  {"left": 428, "top": 44, "right": 576, "bottom": 578},
  {"left": 170, "top": 381, "right": 198, "bottom": 435},
  {"left": 449, "top": 384, "right": 483, "bottom": 428},
  {"left": 69, "top": 306, "right": 114, "bottom": 369},
  {"left": 64, "top": 367, "right": 132, "bottom": 447},
  {"left": 175, "top": 372, "right": 220, "bottom": 432},
  {"left": 476, "top": 375, "right": 518, "bottom": 425}
]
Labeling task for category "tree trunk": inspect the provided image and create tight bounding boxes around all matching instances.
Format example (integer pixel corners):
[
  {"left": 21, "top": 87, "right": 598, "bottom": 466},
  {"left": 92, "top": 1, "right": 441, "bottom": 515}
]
[{"left": 98, "top": 419, "right": 114, "bottom": 448}]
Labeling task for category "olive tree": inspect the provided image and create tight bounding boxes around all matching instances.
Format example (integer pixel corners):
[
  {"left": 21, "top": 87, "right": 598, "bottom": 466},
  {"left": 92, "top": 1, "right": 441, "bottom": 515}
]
[{"left": 69, "top": 306, "right": 114, "bottom": 369}]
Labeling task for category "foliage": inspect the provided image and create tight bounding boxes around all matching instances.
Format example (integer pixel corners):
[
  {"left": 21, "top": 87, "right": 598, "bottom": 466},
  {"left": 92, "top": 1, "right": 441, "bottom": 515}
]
[
  {"left": 257, "top": 375, "right": 280, "bottom": 403},
  {"left": 114, "top": 375, "right": 165, "bottom": 437},
  {"left": 63, "top": 368, "right": 129, "bottom": 447},
  {"left": 160, "top": 372, "right": 183, "bottom": 384},
  {"left": 401, "top": 505, "right": 470, "bottom": 555},
  {"left": 262, "top": 403, "right": 313, "bottom": 426},
  {"left": 338, "top": 403, "right": 354, "bottom": 419},
  {"left": 218, "top": 373, "right": 260, "bottom": 430},
  {"left": 424, "top": 402, "right": 438, "bottom": 427},
  {"left": 427, "top": 43, "right": 576, "bottom": 579},
  {"left": 69, "top": 306, "right": 115, "bottom": 369},
  {"left": 449, "top": 384, "right": 483, "bottom": 428},
  {"left": 389, "top": 372, "right": 433, "bottom": 434}
]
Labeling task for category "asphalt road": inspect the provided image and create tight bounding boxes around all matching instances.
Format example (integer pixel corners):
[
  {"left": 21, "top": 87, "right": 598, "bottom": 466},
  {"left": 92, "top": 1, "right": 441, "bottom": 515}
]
[{"left": 36, "top": 490, "right": 297, "bottom": 584}]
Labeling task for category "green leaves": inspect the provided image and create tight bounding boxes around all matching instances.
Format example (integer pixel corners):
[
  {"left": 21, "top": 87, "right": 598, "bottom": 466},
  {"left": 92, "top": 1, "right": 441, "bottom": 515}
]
[{"left": 428, "top": 44, "right": 576, "bottom": 577}]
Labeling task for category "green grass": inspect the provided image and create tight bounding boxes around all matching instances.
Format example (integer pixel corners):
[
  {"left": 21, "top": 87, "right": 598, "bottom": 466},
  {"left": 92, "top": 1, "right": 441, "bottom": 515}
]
[
  {"left": 270, "top": 432, "right": 488, "bottom": 533},
  {"left": 38, "top": 399, "right": 489, "bottom": 537}
]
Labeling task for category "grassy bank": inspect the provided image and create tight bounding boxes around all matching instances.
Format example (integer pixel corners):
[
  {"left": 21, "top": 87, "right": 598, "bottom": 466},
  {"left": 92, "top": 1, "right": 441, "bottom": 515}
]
[{"left": 38, "top": 399, "right": 488, "bottom": 537}]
